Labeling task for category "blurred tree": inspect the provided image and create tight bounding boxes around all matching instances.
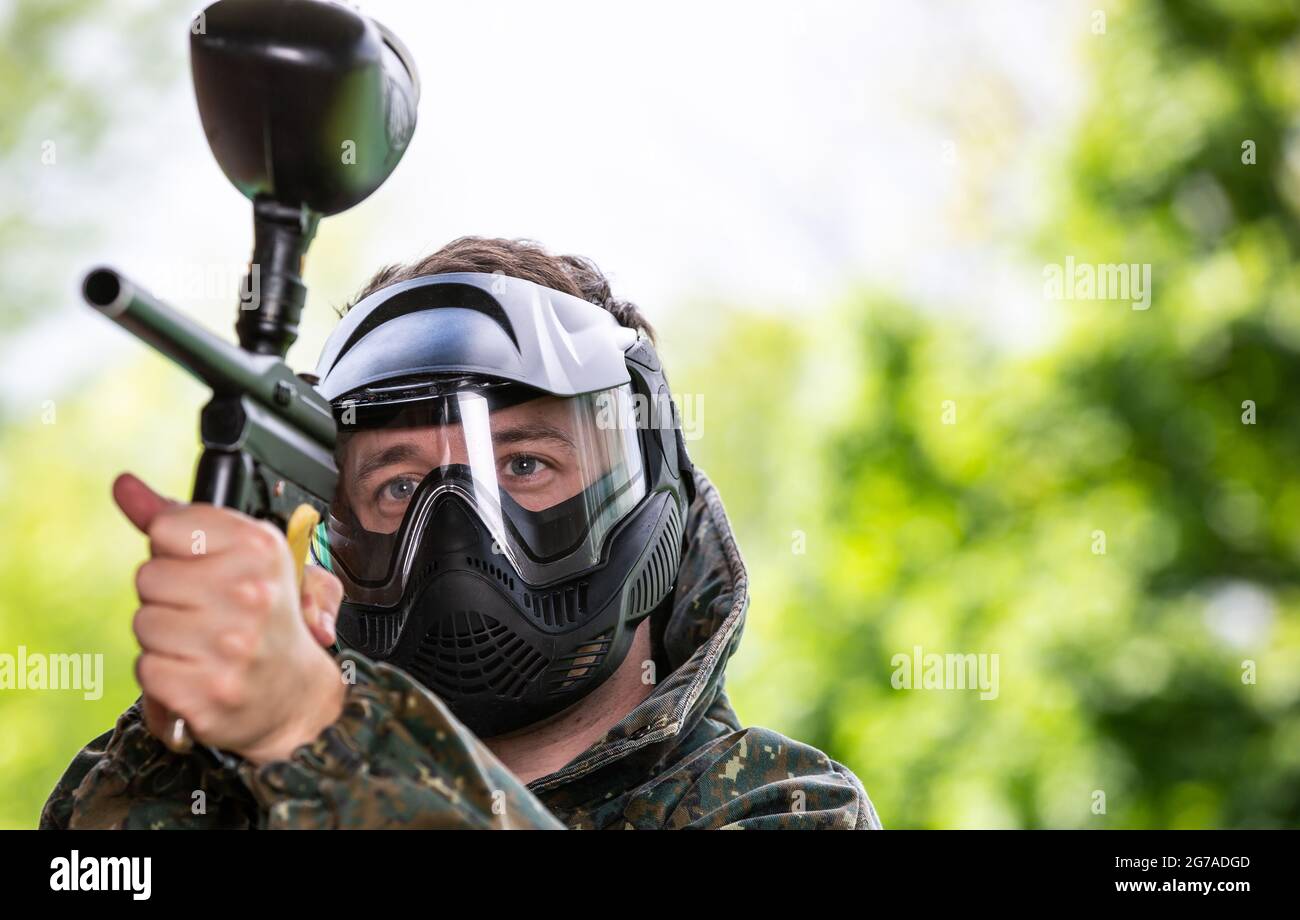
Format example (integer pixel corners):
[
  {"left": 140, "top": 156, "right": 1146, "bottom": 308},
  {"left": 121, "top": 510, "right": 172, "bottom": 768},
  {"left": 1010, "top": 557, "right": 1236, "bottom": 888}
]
[
  {"left": 0, "top": 0, "right": 191, "bottom": 828},
  {"left": 677, "top": 0, "right": 1300, "bottom": 828},
  {"left": 0, "top": 0, "right": 185, "bottom": 336}
]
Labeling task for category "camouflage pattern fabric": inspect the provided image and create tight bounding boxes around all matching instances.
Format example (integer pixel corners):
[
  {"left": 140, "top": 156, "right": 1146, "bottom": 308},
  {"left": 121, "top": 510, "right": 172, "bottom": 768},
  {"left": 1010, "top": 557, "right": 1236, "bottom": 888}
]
[{"left": 40, "top": 471, "right": 881, "bottom": 830}]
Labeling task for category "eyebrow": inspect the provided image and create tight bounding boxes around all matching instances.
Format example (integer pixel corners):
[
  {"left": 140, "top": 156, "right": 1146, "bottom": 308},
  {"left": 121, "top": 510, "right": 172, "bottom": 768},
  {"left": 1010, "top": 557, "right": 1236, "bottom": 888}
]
[
  {"left": 490, "top": 423, "right": 576, "bottom": 448},
  {"left": 353, "top": 441, "right": 425, "bottom": 484},
  {"left": 352, "top": 424, "right": 575, "bottom": 485}
]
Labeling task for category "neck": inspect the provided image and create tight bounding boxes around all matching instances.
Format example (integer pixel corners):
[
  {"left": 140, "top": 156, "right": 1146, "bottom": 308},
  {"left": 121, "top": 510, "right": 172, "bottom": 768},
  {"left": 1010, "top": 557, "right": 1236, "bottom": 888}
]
[{"left": 484, "top": 618, "right": 656, "bottom": 785}]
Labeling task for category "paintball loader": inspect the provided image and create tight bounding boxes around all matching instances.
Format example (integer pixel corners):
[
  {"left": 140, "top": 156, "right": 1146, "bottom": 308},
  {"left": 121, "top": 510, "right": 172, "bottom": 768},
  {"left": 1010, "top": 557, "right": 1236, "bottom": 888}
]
[{"left": 80, "top": 0, "right": 420, "bottom": 756}]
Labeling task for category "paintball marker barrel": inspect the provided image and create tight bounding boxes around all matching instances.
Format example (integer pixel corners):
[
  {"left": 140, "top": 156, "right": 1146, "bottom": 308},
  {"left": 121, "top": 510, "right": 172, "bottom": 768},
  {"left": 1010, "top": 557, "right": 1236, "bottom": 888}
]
[{"left": 82, "top": 267, "right": 335, "bottom": 448}]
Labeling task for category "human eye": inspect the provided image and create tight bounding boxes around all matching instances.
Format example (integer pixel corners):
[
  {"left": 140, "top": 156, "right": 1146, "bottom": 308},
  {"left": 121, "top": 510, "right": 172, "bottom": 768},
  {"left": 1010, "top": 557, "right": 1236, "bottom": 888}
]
[
  {"left": 373, "top": 475, "right": 419, "bottom": 513},
  {"left": 501, "top": 453, "right": 551, "bottom": 482}
]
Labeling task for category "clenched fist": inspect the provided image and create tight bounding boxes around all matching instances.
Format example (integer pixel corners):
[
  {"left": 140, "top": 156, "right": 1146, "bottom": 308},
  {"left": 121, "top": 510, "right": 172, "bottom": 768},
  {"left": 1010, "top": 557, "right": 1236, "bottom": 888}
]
[{"left": 113, "top": 472, "right": 347, "bottom": 765}]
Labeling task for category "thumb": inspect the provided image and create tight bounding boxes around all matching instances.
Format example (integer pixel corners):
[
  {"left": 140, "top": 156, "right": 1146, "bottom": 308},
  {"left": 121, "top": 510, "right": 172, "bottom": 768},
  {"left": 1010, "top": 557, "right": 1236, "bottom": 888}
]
[{"left": 112, "top": 472, "right": 175, "bottom": 535}]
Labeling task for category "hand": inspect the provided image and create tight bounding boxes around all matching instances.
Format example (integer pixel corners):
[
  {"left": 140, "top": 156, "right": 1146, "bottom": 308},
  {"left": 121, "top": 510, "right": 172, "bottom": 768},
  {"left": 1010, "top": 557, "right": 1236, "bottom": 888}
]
[{"left": 114, "top": 472, "right": 348, "bottom": 765}]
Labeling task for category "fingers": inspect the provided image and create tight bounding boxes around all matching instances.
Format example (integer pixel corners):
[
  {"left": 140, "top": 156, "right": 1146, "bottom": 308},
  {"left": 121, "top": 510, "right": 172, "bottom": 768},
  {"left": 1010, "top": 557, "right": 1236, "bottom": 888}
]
[
  {"left": 136, "top": 653, "right": 215, "bottom": 738},
  {"left": 115, "top": 471, "right": 286, "bottom": 562},
  {"left": 300, "top": 566, "right": 343, "bottom": 647},
  {"left": 139, "top": 694, "right": 172, "bottom": 741},
  {"left": 120, "top": 486, "right": 345, "bottom": 755},
  {"left": 133, "top": 605, "right": 194, "bottom": 659},
  {"left": 117, "top": 473, "right": 297, "bottom": 586},
  {"left": 134, "top": 574, "right": 288, "bottom": 663},
  {"left": 134, "top": 553, "right": 262, "bottom": 610},
  {"left": 141, "top": 693, "right": 197, "bottom": 753},
  {"left": 149, "top": 504, "right": 289, "bottom": 563},
  {"left": 113, "top": 472, "right": 175, "bottom": 535}
]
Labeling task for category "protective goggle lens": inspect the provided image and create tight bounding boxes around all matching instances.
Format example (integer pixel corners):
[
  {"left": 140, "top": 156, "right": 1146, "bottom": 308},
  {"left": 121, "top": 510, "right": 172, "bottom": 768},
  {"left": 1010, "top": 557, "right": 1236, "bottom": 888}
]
[{"left": 319, "top": 383, "right": 646, "bottom": 601}]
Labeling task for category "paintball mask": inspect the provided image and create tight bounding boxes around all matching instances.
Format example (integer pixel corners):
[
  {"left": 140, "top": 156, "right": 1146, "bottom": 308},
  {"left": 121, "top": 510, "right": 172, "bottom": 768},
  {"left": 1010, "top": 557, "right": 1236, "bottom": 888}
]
[{"left": 313, "top": 273, "right": 694, "bottom": 736}]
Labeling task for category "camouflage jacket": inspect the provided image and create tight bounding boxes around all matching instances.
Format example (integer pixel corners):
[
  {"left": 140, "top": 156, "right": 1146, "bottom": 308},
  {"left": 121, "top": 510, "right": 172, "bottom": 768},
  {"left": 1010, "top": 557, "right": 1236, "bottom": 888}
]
[{"left": 40, "top": 471, "right": 880, "bottom": 830}]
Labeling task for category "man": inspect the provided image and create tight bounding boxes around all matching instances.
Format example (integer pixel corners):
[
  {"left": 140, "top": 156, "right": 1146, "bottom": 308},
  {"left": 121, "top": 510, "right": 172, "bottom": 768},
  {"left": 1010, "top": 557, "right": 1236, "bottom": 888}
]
[{"left": 41, "top": 237, "right": 881, "bottom": 830}]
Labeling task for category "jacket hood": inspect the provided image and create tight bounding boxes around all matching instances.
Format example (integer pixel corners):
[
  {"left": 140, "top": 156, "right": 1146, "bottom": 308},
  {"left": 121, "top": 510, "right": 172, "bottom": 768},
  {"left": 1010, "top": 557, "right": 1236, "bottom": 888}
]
[{"left": 527, "top": 469, "right": 748, "bottom": 793}]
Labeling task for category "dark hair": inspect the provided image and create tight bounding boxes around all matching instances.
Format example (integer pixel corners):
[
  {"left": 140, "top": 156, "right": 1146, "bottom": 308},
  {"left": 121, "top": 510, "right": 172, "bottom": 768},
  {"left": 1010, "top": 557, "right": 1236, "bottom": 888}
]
[{"left": 344, "top": 236, "right": 656, "bottom": 342}]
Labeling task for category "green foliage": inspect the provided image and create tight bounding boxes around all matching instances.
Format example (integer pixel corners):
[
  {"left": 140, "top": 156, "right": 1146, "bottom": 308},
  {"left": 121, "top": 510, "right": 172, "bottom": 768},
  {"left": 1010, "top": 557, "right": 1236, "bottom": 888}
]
[
  {"left": 674, "top": 0, "right": 1300, "bottom": 827},
  {"left": 0, "top": 363, "right": 204, "bottom": 829},
  {"left": 0, "top": 0, "right": 187, "bottom": 334}
]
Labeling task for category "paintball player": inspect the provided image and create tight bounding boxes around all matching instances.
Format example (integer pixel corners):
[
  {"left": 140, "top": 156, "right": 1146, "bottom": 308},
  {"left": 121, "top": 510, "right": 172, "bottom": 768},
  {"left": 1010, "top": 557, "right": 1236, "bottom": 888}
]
[{"left": 41, "top": 237, "right": 881, "bottom": 830}]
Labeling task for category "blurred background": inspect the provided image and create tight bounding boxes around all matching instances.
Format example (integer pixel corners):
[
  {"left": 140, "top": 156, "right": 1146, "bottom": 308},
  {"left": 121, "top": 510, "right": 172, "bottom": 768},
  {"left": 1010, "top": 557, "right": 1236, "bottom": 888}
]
[{"left": 3, "top": 0, "right": 1299, "bottom": 828}]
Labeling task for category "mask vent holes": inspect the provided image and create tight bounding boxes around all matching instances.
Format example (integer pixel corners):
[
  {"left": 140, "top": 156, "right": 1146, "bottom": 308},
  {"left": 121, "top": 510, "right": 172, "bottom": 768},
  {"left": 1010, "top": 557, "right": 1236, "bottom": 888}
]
[
  {"left": 524, "top": 582, "right": 590, "bottom": 627},
  {"left": 411, "top": 610, "right": 546, "bottom": 701},
  {"left": 465, "top": 555, "right": 515, "bottom": 591},
  {"left": 349, "top": 609, "right": 404, "bottom": 657},
  {"left": 626, "top": 502, "right": 684, "bottom": 619},
  {"left": 545, "top": 630, "right": 612, "bottom": 694},
  {"left": 404, "top": 559, "right": 439, "bottom": 598}
]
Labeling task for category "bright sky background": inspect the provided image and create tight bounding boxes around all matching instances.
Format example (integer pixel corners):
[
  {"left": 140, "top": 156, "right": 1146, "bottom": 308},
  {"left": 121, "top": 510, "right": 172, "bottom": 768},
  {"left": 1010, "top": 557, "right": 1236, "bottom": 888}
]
[{"left": 2, "top": 0, "right": 1090, "bottom": 410}]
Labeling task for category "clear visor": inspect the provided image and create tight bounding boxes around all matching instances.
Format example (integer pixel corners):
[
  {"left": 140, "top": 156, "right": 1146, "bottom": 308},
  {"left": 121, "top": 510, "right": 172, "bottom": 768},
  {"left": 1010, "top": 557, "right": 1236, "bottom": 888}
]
[{"left": 314, "top": 381, "right": 646, "bottom": 605}]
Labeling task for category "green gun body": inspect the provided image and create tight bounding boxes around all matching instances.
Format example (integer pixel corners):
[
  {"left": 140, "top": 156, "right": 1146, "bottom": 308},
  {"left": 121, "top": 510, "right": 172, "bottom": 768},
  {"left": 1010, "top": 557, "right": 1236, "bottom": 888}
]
[{"left": 82, "top": 267, "right": 337, "bottom": 531}]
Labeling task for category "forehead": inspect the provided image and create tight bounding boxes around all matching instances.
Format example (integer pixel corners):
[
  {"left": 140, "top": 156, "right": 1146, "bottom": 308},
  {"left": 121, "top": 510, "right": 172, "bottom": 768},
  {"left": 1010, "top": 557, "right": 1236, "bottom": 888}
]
[{"left": 340, "top": 395, "right": 579, "bottom": 462}]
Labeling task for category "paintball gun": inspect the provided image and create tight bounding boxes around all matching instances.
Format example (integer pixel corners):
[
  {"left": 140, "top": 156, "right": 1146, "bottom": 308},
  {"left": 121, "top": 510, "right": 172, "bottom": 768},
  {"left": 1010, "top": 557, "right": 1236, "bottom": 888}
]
[{"left": 80, "top": 0, "right": 420, "bottom": 756}]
